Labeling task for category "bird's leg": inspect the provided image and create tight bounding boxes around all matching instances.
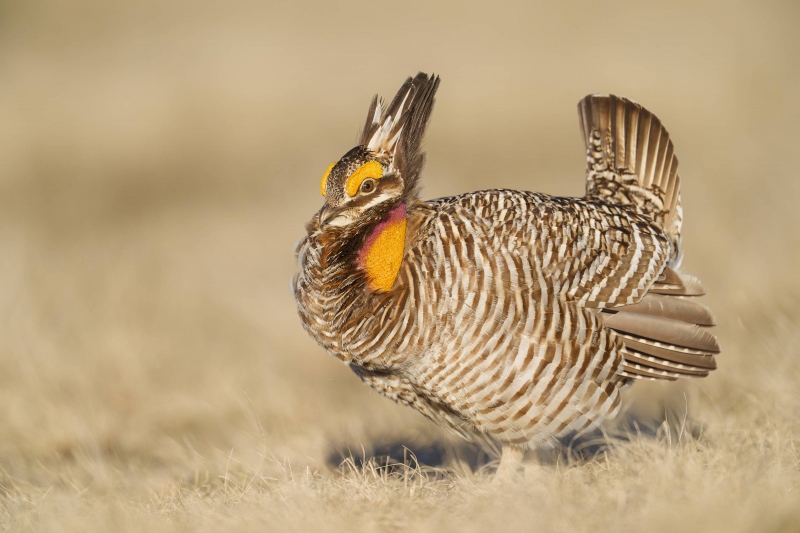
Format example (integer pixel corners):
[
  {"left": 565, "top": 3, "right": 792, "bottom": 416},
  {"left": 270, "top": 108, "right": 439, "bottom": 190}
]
[{"left": 493, "top": 444, "right": 525, "bottom": 483}]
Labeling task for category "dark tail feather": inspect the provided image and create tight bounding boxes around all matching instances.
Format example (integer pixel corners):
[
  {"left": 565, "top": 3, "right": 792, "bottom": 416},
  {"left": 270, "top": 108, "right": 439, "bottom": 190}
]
[{"left": 578, "top": 94, "right": 683, "bottom": 265}]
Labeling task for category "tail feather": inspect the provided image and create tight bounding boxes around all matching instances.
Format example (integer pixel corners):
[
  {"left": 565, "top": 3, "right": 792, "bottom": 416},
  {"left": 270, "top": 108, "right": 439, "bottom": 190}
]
[
  {"left": 578, "top": 94, "right": 683, "bottom": 265},
  {"left": 579, "top": 95, "right": 719, "bottom": 382}
]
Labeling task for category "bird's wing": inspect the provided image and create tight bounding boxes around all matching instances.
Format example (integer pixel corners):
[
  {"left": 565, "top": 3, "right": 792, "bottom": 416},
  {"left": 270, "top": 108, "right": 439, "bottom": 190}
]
[
  {"left": 429, "top": 191, "right": 672, "bottom": 309},
  {"left": 574, "top": 95, "right": 719, "bottom": 378},
  {"left": 428, "top": 191, "right": 718, "bottom": 383}
]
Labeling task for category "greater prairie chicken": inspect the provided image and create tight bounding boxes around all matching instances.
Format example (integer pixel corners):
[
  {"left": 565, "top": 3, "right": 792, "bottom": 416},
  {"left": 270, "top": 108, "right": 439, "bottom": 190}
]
[{"left": 293, "top": 73, "right": 719, "bottom": 475}]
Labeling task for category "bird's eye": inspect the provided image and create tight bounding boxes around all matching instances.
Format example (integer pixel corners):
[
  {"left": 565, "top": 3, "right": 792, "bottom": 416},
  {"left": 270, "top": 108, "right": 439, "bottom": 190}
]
[{"left": 360, "top": 179, "right": 376, "bottom": 194}]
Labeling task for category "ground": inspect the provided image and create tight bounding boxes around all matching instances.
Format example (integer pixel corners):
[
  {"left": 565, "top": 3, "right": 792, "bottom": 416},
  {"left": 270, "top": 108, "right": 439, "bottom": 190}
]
[{"left": 1, "top": 0, "right": 799, "bottom": 531}]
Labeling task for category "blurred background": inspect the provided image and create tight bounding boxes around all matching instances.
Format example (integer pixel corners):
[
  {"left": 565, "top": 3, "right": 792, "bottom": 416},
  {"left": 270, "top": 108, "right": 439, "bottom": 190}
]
[{"left": 0, "top": 0, "right": 798, "bottom": 512}]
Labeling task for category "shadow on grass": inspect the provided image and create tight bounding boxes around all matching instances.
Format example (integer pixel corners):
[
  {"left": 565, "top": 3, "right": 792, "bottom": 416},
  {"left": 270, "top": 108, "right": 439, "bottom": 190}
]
[{"left": 325, "top": 406, "right": 706, "bottom": 475}]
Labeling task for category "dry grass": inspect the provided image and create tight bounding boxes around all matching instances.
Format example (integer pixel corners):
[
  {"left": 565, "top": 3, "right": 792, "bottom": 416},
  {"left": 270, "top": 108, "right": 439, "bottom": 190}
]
[{"left": 1, "top": 0, "right": 799, "bottom": 531}]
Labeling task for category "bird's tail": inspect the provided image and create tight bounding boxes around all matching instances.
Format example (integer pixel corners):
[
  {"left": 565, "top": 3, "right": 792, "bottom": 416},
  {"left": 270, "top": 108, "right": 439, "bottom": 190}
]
[
  {"left": 579, "top": 95, "right": 720, "bottom": 380},
  {"left": 578, "top": 95, "right": 683, "bottom": 266}
]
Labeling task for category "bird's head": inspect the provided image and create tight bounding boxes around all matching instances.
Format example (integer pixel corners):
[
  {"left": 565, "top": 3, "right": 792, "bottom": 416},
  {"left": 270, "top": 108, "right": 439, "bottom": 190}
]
[{"left": 317, "top": 73, "right": 439, "bottom": 230}]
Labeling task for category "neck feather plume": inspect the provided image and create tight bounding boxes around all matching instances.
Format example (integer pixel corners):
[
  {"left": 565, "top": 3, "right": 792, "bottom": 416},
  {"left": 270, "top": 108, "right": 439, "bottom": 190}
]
[{"left": 357, "top": 204, "right": 407, "bottom": 292}]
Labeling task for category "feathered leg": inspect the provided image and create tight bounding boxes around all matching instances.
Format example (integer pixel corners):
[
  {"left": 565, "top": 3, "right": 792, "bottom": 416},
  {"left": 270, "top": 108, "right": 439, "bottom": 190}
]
[{"left": 493, "top": 444, "right": 525, "bottom": 483}]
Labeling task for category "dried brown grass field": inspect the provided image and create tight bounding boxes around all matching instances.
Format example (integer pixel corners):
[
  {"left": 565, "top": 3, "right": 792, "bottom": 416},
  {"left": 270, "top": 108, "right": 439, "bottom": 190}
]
[{"left": 1, "top": 0, "right": 799, "bottom": 531}]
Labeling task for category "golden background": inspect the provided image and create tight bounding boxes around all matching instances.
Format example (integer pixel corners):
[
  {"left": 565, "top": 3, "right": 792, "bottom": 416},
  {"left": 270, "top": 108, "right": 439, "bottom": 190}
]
[{"left": 1, "top": 0, "right": 798, "bottom": 530}]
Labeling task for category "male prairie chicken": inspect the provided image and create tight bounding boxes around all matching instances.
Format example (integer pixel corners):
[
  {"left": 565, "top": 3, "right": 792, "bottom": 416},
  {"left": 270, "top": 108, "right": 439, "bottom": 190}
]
[{"left": 293, "top": 72, "right": 719, "bottom": 476}]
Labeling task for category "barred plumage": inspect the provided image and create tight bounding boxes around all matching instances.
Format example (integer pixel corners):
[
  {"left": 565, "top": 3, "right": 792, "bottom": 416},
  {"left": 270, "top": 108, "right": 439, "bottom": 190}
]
[{"left": 293, "top": 73, "right": 719, "bottom": 475}]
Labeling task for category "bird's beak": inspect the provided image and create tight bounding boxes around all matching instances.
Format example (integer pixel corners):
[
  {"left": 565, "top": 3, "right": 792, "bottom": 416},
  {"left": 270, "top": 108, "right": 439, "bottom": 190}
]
[
  {"left": 318, "top": 204, "right": 329, "bottom": 226},
  {"left": 318, "top": 203, "right": 344, "bottom": 227}
]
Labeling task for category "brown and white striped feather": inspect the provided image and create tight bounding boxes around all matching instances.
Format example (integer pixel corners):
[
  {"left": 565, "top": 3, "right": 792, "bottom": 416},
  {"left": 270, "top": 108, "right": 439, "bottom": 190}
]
[
  {"left": 295, "top": 187, "right": 703, "bottom": 444},
  {"left": 293, "top": 85, "right": 720, "bottom": 448}
]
